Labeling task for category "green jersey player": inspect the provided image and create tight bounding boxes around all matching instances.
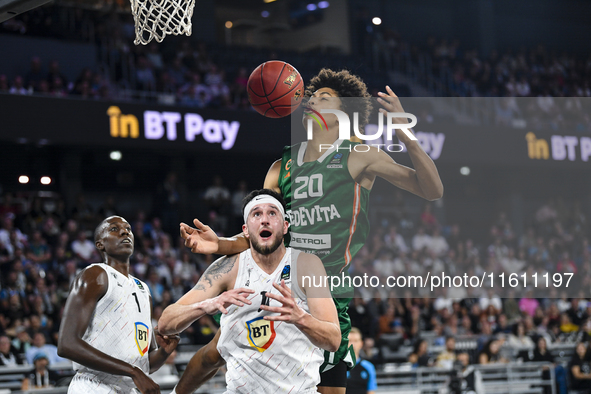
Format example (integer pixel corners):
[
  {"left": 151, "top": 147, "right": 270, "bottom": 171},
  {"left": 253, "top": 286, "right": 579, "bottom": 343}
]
[{"left": 168, "top": 69, "right": 443, "bottom": 394}]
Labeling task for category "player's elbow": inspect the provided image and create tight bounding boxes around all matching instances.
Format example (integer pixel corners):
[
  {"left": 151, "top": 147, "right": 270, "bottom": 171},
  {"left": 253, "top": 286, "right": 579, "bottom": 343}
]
[
  {"left": 326, "top": 324, "right": 341, "bottom": 352},
  {"left": 57, "top": 341, "right": 71, "bottom": 359},
  {"left": 425, "top": 185, "right": 444, "bottom": 201},
  {"left": 326, "top": 339, "right": 340, "bottom": 353},
  {"left": 326, "top": 341, "right": 340, "bottom": 353},
  {"left": 157, "top": 308, "right": 176, "bottom": 335}
]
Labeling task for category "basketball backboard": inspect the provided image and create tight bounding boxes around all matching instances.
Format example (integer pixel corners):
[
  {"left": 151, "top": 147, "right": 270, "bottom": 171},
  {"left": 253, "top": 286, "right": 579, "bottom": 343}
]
[{"left": 0, "top": 0, "right": 52, "bottom": 23}]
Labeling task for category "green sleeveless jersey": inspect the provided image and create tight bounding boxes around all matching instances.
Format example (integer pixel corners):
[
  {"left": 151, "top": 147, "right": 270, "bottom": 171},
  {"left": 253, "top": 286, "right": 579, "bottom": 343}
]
[{"left": 278, "top": 140, "right": 370, "bottom": 296}]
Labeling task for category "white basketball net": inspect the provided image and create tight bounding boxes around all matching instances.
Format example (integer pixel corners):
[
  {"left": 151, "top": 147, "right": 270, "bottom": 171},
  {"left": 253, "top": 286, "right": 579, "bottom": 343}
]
[{"left": 130, "top": 0, "right": 195, "bottom": 45}]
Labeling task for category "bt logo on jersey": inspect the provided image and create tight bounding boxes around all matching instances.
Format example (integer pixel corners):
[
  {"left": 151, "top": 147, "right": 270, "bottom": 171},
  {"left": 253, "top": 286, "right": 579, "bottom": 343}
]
[
  {"left": 134, "top": 322, "right": 149, "bottom": 356},
  {"left": 245, "top": 317, "right": 276, "bottom": 352}
]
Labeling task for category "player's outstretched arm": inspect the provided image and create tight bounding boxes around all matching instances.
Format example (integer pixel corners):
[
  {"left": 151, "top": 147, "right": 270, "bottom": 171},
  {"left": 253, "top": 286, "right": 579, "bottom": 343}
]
[
  {"left": 363, "top": 86, "right": 444, "bottom": 201},
  {"left": 180, "top": 219, "right": 250, "bottom": 255},
  {"left": 57, "top": 266, "right": 161, "bottom": 394},
  {"left": 159, "top": 254, "right": 253, "bottom": 335},
  {"left": 261, "top": 254, "right": 340, "bottom": 352}
]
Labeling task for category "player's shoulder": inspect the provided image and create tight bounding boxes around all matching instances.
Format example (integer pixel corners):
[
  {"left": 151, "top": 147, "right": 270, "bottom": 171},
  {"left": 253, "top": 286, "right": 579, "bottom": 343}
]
[
  {"left": 208, "top": 253, "right": 241, "bottom": 277},
  {"left": 294, "top": 250, "right": 323, "bottom": 269},
  {"left": 73, "top": 263, "right": 109, "bottom": 296},
  {"left": 78, "top": 263, "right": 108, "bottom": 283}
]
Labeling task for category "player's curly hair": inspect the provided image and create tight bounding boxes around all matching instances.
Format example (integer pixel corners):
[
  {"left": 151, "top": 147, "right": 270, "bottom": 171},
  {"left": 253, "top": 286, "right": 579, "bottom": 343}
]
[{"left": 305, "top": 68, "right": 373, "bottom": 136}]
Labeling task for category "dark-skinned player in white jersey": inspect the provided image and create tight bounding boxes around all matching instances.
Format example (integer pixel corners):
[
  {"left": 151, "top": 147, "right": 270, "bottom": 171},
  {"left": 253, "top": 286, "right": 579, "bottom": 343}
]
[
  {"left": 58, "top": 216, "right": 180, "bottom": 394},
  {"left": 170, "top": 69, "right": 444, "bottom": 394}
]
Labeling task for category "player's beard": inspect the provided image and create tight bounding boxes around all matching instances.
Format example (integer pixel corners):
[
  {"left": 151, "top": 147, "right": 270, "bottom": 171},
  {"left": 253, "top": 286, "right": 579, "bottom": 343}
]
[{"left": 250, "top": 232, "right": 283, "bottom": 255}]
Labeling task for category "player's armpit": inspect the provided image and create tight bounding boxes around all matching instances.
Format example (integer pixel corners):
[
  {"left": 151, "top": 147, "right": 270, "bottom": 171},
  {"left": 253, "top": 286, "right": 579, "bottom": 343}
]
[{"left": 263, "top": 158, "right": 282, "bottom": 193}]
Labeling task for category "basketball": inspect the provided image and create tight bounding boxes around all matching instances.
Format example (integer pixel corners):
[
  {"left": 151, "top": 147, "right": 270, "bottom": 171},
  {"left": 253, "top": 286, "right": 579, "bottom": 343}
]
[{"left": 247, "top": 61, "right": 304, "bottom": 118}]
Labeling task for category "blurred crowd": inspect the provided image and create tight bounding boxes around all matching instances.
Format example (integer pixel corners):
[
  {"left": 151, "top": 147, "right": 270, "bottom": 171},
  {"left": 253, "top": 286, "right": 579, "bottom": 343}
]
[
  {"left": 1, "top": 5, "right": 590, "bottom": 132},
  {"left": 0, "top": 182, "right": 590, "bottom": 386}
]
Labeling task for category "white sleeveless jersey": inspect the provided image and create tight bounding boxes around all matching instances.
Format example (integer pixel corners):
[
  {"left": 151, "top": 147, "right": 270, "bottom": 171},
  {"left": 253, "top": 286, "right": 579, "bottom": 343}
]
[
  {"left": 217, "top": 248, "right": 323, "bottom": 394},
  {"left": 68, "top": 264, "right": 152, "bottom": 394}
]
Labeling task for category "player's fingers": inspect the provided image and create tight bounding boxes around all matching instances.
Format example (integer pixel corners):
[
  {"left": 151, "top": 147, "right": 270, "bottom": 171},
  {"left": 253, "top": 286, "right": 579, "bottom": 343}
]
[
  {"left": 259, "top": 305, "right": 289, "bottom": 314},
  {"left": 219, "top": 305, "right": 229, "bottom": 314},
  {"left": 273, "top": 281, "right": 292, "bottom": 297},
  {"left": 386, "top": 85, "right": 397, "bottom": 96},
  {"left": 377, "top": 97, "right": 392, "bottom": 108},
  {"left": 233, "top": 287, "right": 255, "bottom": 293},
  {"left": 264, "top": 315, "right": 290, "bottom": 321},
  {"left": 264, "top": 292, "right": 288, "bottom": 305},
  {"left": 193, "top": 218, "right": 207, "bottom": 230},
  {"left": 180, "top": 222, "right": 194, "bottom": 234},
  {"left": 234, "top": 295, "right": 252, "bottom": 305}
]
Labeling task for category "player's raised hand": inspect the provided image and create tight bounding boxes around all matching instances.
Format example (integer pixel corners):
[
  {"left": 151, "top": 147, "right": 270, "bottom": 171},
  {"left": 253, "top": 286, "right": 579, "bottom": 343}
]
[
  {"left": 377, "top": 85, "right": 415, "bottom": 143},
  {"left": 202, "top": 288, "right": 254, "bottom": 315},
  {"left": 180, "top": 218, "right": 220, "bottom": 254},
  {"left": 153, "top": 328, "right": 180, "bottom": 354},
  {"left": 130, "top": 367, "right": 160, "bottom": 394},
  {"left": 261, "top": 280, "right": 307, "bottom": 325}
]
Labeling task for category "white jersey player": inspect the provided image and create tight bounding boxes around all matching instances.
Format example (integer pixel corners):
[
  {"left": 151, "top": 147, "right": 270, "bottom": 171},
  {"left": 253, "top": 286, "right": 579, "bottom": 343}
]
[
  {"left": 58, "top": 216, "right": 179, "bottom": 394},
  {"left": 159, "top": 190, "right": 340, "bottom": 394}
]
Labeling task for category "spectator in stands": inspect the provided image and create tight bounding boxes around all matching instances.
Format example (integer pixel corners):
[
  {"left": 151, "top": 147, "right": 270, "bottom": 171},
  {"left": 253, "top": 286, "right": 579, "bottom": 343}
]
[
  {"left": 570, "top": 342, "right": 591, "bottom": 393},
  {"left": 21, "top": 353, "right": 58, "bottom": 390},
  {"left": 11, "top": 326, "right": 31, "bottom": 354},
  {"left": 145, "top": 269, "right": 164, "bottom": 305},
  {"left": 167, "top": 57, "right": 189, "bottom": 87},
  {"left": 378, "top": 305, "right": 403, "bottom": 338},
  {"left": 0, "top": 74, "right": 8, "bottom": 92},
  {"left": 191, "top": 315, "right": 218, "bottom": 345},
  {"left": 408, "top": 339, "right": 431, "bottom": 368},
  {"left": 362, "top": 337, "right": 381, "bottom": 365},
  {"left": 25, "top": 332, "right": 65, "bottom": 365},
  {"left": 231, "top": 180, "right": 249, "bottom": 230},
  {"left": 25, "top": 57, "right": 44, "bottom": 92},
  {"left": 97, "top": 195, "right": 119, "bottom": 219},
  {"left": 420, "top": 203, "right": 438, "bottom": 231},
  {"left": 523, "top": 337, "right": 568, "bottom": 394},
  {"left": 384, "top": 225, "right": 408, "bottom": 254},
  {"left": 478, "top": 338, "right": 507, "bottom": 364},
  {"left": 412, "top": 227, "right": 431, "bottom": 252},
  {"left": 179, "top": 73, "right": 211, "bottom": 107},
  {"left": 71, "top": 230, "right": 97, "bottom": 263},
  {"left": 519, "top": 290, "right": 540, "bottom": 317},
  {"left": 559, "top": 313, "right": 579, "bottom": 341},
  {"left": 347, "top": 327, "right": 377, "bottom": 394},
  {"left": 507, "top": 322, "right": 534, "bottom": 348},
  {"left": 427, "top": 228, "right": 448, "bottom": 256},
  {"left": 569, "top": 299, "right": 588, "bottom": 326},
  {"left": 157, "top": 172, "right": 181, "bottom": 239},
  {"left": 0, "top": 214, "right": 26, "bottom": 257},
  {"left": 9, "top": 76, "right": 28, "bottom": 95},
  {"left": 46, "top": 60, "right": 67, "bottom": 89},
  {"left": 0, "top": 334, "right": 23, "bottom": 366},
  {"left": 26, "top": 230, "right": 51, "bottom": 266},
  {"left": 436, "top": 336, "right": 457, "bottom": 369},
  {"left": 135, "top": 56, "right": 156, "bottom": 91},
  {"left": 71, "top": 194, "right": 95, "bottom": 230}
]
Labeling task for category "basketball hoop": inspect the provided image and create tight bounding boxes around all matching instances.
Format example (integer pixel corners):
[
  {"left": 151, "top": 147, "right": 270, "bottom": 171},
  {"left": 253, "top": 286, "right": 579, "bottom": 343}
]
[{"left": 130, "top": 0, "right": 195, "bottom": 45}]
